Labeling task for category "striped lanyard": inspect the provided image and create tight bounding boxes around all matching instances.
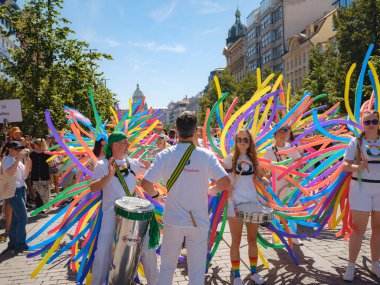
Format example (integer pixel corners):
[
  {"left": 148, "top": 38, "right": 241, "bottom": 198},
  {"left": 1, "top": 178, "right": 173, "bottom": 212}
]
[{"left": 166, "top": 141, "right": 196, "bottom": 191}]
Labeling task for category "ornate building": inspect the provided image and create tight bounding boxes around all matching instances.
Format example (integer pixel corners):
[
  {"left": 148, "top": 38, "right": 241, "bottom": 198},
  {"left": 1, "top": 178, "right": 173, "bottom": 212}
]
[
  {"left": 223, "top": 9, "right": 247, "bottom": 82},
  {"left": 283, "top": 9, "right": 336, "bottom": 89},
  {"left": 132, "top": 83, "right": 147, "bottom": 111}
]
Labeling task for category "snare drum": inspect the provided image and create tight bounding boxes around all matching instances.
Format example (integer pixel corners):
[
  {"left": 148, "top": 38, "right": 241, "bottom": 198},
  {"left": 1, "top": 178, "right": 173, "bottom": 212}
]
[{"left": 235, "top": 203, "right": 273, "bottom": 224}]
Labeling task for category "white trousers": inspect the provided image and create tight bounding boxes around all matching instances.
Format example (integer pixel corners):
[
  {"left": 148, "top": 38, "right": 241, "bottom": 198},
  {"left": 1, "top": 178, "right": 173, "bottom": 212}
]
[
  {"left": 91, "top": 213, "right": 158, "bottom": 285},
  {"left": 158, "top": 224, "right": 208, "bottom": 285}
]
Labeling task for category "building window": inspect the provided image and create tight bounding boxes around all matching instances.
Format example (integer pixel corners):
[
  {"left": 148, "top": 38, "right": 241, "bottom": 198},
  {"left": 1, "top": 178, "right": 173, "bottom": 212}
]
[
  {"left": 260, "top": 13, "right": 272, "bottom": 31},
  {"left": 247, "top": 44, "right": 258, "bottom": 58},
  {"left": 272, "top": 7, "right": 282, "bottom": 23},
  {"left": 262, "top": 49, "right": 273, "bottom": 64},
  {"left": 273, "top": 26, "right": 283, "bottom": 41},
  {"left": 261, "top": 31, "right": 273, "bottom": 47},
  {"left": 273, "top": 44, "right": 284, "bottom": 59}
]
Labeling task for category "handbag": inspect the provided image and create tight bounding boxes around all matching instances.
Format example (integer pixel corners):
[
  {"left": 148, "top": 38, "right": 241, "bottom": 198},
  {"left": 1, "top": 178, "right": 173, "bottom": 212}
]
[{"left": 0, "top": 161, "right": 17, "bottom": 200}]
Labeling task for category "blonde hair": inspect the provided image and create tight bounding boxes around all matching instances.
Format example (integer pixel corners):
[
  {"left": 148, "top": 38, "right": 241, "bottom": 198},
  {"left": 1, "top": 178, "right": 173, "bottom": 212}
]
[
  {"left": 35, "top": 138, "right": 48, "bottom": 151},
  {"left": 232, "top": 129, "right": 262, "bottom": 178}
]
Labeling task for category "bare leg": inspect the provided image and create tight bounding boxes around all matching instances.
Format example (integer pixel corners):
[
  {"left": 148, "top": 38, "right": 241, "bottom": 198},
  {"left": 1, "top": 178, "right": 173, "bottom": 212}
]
[
  {"left": 370, "top": 211, "right": 380, "bottom": 262},
  {"left": 349, "top": 210, "right": 370, "bottom": 263}
]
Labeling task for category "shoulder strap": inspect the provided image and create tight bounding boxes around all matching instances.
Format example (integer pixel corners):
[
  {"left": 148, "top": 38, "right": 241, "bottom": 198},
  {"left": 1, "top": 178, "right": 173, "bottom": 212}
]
[
  {"left": 272, "top": 145, "right": 282, "bottom": 162},
  {"left": 112, "top": 160, "right": 132, "bottom": 197},
  {"left": 166, "top": 143, "right": 196, "bottom": 191}
]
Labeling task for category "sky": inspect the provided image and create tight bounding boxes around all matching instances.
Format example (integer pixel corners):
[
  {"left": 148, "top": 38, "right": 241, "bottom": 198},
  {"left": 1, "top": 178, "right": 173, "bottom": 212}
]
[{"left": 19, "top": 0, "right": 261, "bottom": 109}]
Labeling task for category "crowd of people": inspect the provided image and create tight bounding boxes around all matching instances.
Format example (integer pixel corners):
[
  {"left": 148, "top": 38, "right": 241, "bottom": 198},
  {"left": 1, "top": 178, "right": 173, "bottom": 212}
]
[{"left": 0, "top": 109, "right": 379, "bottom": 285}]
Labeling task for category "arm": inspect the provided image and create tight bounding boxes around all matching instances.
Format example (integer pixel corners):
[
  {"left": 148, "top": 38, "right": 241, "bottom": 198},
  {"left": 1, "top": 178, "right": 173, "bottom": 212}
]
[
  {"left": 208, "top": 175, "right": 233, "bottom": 196},
  {"left": 90, "top": 159, "right": 115, "bottom": 192},
  {"left": 141, "top": 178, "right": 158, "bottom": 197},
  {"left": 23, "top": 157, "right": 32, "bottom": 179},
  {"left": 5, "top": 156, "right": 22, "bottom": 176},
  {"left": 342, "top": 159, "right": 368, "bottom": 173}
]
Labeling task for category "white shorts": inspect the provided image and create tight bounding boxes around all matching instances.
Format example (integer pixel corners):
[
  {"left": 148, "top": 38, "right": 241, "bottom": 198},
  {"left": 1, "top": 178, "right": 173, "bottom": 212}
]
[{"left": 349, "top": 180, "right": 380, "bottom": 212}]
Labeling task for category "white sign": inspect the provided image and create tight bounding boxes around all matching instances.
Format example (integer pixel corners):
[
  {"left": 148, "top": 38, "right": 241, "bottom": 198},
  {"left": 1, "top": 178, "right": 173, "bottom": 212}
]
[{"left": 0, "top": 99, "right": 22, "bottom": 123}]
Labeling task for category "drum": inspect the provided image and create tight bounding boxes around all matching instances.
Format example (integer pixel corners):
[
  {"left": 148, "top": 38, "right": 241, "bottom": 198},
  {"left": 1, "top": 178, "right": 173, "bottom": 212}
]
[
  {"left": 108, "top": 197, "right": 154, "bottom": 285},
  {"left": 235, "top": 203, "right": 273, "bottom": 224}
]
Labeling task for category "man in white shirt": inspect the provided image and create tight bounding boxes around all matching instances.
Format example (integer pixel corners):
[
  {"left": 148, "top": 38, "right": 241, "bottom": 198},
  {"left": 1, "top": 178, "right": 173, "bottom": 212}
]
[{"left": 141, "top": 111, "right": 233, "bottom": 285}]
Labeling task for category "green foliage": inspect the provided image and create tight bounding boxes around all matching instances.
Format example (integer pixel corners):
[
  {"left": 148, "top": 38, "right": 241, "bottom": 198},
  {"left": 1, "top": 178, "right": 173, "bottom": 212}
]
[{"left": 0, "top": 0, "right": 117, "bottom": 136}]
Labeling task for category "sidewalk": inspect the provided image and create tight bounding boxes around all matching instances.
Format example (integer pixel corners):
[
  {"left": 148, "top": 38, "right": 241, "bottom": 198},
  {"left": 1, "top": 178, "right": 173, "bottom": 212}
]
[{"left": 0, "top": 208, "right": 378, "bottom": 285}]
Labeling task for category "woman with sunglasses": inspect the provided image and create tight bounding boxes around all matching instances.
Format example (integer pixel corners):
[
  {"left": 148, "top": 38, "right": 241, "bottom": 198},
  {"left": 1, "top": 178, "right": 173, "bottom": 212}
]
[
  {"left": 264, "top": 126, "right": 302, "bottom": 244},
  {"left": 342, "top": 110, "right": 380, "bottom": 281},
  {"left": 220, "top": 129, "right": 265, "bottom": 285}
]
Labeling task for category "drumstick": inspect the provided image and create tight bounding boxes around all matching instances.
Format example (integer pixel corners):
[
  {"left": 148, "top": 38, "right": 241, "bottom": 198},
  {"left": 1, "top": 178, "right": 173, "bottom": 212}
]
[{"left": 189, "top": 211, "right": 197, "bottom": 227}]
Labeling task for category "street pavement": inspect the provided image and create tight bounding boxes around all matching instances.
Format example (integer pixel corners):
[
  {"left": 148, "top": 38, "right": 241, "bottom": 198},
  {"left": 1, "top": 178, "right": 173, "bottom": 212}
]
[{"left": 0, "top": 206, "right": 379, "bottom": 285}]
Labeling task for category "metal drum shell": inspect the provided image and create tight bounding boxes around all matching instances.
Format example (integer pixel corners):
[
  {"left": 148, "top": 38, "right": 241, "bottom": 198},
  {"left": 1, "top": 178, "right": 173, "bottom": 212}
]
[{"left": 235, "top": 203, "right": 273, "bottom": 224}]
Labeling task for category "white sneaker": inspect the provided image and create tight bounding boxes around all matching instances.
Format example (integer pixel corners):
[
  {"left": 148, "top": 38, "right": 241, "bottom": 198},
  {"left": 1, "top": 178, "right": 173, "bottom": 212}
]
[
  {"left": 372, "top": 260, "right": 380, "bottom": 278},
  {"left": 292, "top": 238, "right": 303, "bottom": 246},
  {"left": 251, "top": 273, "right": 265, "bottom": 284},
  {"left": 233, "top": 277, "right": 243, "bottom": 285},
  {"left": 343, "top": 263, "right": 355, "bottom": 281}
]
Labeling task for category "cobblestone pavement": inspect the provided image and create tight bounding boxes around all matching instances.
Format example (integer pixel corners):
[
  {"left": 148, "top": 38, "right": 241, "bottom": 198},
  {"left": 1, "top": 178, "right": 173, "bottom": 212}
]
[{"left": 0, "top": 207, "right": 379, "bottom": 285}]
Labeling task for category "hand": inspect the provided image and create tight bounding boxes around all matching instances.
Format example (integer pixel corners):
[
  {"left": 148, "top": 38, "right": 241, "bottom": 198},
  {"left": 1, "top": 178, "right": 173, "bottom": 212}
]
[
  {"left": 358, "top": 160, "right": 369, "bottom": 172},
  {"left": 261, "top": 176, "right": 270, "bottom": 187},
  {"left": 108, "top": 157, "right": 116, "bottom": 177},
  {"left": 225, "top": 183, "right": 234, "bottom": 193},
  {"left": 139, "top": 159, "right": 151, "bottom": 169}
]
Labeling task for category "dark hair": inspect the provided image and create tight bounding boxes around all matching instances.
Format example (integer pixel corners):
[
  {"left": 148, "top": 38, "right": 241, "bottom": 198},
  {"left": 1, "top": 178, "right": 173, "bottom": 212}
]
[
  {"left": 168, "top": 129, "right": 176, "bottom": 139},
  {"left": 93, "top": 138, "right": 104, "bottom": 158},
  {"left": 176, "top": 111, "right": 197, "bottom": 139}
]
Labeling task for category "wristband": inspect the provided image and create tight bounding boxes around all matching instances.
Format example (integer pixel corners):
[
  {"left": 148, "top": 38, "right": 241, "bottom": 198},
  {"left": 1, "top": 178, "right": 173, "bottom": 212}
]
[{"left": 152, "top": 193, "right": 160, "bottom": 199}]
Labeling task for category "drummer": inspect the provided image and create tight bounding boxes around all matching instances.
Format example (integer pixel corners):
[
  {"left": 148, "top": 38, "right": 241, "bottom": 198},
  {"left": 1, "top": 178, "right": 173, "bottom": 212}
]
[
  {"left": 264, "top": 125, "right": 302, "bottom": 244},
  {"left": 89, "top": 131, "right": 158, "bottom": 285},
  {"left": 219, "top": 129, "right": 266, "bottom": 285},
  {"left": 141, "top": 111, "right": 233, "bottom": 285}
]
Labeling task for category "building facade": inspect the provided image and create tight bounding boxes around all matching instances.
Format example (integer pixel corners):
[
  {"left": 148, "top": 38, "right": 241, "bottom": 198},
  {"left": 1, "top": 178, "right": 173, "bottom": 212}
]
[
  {"left": 245, "top": 0, "right": 333, "bottom": 75},
  {"left": 132, "top": 83, "right": 147, "bottom": 112},
  {"left": 0, "top": 0, "right": 20, "bottom": 76},
  {"left": 283, "top": 9, "right": 336, "bottom": 89},
  {"left": 223, "top": 9, "right": 247, "bottom": 82}
]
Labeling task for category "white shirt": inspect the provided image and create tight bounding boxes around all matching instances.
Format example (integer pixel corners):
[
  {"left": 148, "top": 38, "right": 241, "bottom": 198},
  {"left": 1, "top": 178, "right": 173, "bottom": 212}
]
[
  {"left": 344, "top": 137, "right": 380, "bottom": 180},
  {"left": 2, "top": 155, "right": 26, "bottom": 188},
  {"left": 223, "top": 154, "right": 259, "bottom": 205},
  {"left": 264, "top": 143, "right": 301, "bottom": 191},
  {"left": 144, "top": 143, "right": 227, "bottom": 229},
  {"left": 93, "top": 158, "right": 145, "bottom": 216}
]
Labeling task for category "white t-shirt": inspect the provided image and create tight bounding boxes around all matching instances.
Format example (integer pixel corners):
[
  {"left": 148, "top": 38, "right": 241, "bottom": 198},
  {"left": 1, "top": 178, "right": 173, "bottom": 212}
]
[
  {"left": 144, "top": 143, "right": 227, "bottom": 229},
  {"left": 93, "top": 157, "right": 146, "bottom": 215},
  {"left": 223, "top": 154, "right": 259, "bottom": 205},
  {"left": 344, "top": 137, "right": 380, "bottom": 180},
  {"left": 1, "top": 155, "right": 26, "bottom": 188},
  {"left": 264, "top": 143, "right": 301, "bottom": 192}
]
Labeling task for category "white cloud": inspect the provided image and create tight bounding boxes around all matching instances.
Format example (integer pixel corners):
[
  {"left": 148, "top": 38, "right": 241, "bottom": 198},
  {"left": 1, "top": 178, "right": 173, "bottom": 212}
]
[
  {"left": 194, "top": 0, "right": 228, "bottom": 14},
  {"left": 129, "top": 41, "right": 186, "bottom": 53},
  {"left": 149, "top": 0, "right": 177, "bottom": 22}
]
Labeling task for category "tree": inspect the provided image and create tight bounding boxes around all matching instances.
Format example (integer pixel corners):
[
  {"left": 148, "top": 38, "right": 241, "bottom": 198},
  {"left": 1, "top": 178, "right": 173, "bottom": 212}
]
[
  {"left": 297, "top": 43, "right": 341, "bottom": 109},
  {"left": 0, "top": 0, "right": 117, "bottom": 135},
  {"left": 198, "top": 68, "right": 237, "bottom": 126}
]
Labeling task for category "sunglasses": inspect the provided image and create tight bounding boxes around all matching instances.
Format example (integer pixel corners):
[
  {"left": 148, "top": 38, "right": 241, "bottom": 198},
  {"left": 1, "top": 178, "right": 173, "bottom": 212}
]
[
  {"left": 363, "top": 119, "right": 379, "bottom": 125},
  {"left": 236, "top": 137, "right": 249, "bottom": 143}
]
